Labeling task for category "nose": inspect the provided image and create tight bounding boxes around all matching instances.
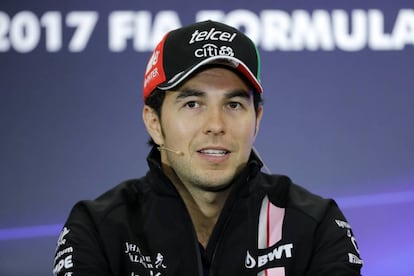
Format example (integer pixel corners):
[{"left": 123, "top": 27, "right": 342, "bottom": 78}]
[{"left": 203, "top": 106, "right": 225, "bottom": 136}]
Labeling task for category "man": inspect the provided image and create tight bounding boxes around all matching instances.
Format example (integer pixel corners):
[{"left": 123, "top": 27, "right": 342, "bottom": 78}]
[{"left": 53, "top": 20, "right": 363, "bottom": 276}]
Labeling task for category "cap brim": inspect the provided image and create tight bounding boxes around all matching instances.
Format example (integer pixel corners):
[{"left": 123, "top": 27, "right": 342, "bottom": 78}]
[{"left": 157, "top": 56, "right": 263, "bottom": 93}]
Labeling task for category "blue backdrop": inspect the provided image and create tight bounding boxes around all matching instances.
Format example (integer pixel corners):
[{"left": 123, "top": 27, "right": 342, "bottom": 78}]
[{"left": 1, "top": 0, "right": 413, "bottom": 275}]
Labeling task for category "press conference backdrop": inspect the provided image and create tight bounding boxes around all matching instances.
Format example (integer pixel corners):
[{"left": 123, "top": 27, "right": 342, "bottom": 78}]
[{"left": 1, "top": 0, "right": 413, "bottom": 275}]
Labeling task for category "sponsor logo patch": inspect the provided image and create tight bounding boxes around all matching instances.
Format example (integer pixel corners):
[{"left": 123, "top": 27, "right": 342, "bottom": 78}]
[{"left": 245, "top": 243, "right": 294, "bottom": 269}]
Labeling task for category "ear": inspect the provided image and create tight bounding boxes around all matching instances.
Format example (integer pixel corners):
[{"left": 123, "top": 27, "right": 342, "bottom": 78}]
[
  {"left": 142, "top": 105, "right": 164, "bottom": 145},
  {"left": 254, "top": 104, "right": 263, "bottom": 137}
]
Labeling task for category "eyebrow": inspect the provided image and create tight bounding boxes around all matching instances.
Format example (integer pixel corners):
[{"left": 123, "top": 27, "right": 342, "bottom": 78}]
[
  {"left": 174, "top": 89, "right": 205, "bottom": 100},
  {"left": 224, "top": 90, "right": 253, "bottom": 100},
  {"left": 173, "top": 89, "right": 252, "bottom": 100}
]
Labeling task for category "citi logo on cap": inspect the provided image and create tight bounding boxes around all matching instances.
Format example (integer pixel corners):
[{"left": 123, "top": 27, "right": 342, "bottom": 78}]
[
  {"left": 189, "top": 27, "right": 237, "bottom": 44},
  {"left": 194, "top": 44, "right": 235, "bottom": 58}
]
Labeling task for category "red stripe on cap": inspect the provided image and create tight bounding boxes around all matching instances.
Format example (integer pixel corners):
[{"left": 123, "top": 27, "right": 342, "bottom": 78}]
[
  {"left": 143, "top": 33, "right": 168, "bottom": 101},
  {"left": 237, "top": 63, "right": 262, "bottom": 94}
]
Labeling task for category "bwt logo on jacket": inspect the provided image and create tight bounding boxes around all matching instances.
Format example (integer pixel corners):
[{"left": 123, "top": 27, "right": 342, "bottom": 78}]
[{"left": 245, "top": 243, "right": 294, "bottom": 269}]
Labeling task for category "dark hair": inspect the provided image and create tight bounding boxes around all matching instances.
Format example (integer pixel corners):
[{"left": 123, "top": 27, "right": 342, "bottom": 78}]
[
  {"left": 145, "top": 88, "right": 166, "bottom": 120},
  {"left": 144, "top": 86, "right": 263, "bottom": 147}
]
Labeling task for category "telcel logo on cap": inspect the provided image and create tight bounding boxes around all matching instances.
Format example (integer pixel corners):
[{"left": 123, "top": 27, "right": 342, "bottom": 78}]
[{"left": 188, "top": 27, "right": 237, "bottom": 44}]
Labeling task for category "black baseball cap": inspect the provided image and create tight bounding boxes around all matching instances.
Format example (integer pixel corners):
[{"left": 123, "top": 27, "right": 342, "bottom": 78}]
[{"left": 143, "top": 20, "right": 262, "bottom": 100}]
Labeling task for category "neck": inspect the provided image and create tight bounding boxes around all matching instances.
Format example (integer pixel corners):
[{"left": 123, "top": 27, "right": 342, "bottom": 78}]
[
  {"left": 162, "top": 165, "right": 231, "bottom": 248},
  {"left": 180, "top": 186, "right": 229, "bottom": 248}
]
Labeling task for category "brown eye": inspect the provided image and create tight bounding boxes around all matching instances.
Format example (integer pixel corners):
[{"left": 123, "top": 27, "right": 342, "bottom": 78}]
[
  {"left": 228, "top": 102, "right": 242, "bottom": 109},
  {"left": 185, "top": 101, "right": 199, "bottom": 108}
]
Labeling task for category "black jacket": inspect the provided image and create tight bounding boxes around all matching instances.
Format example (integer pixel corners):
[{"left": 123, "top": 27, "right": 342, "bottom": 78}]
[{"left": 53, "top": 148, "right": 363, "bottom": 275}]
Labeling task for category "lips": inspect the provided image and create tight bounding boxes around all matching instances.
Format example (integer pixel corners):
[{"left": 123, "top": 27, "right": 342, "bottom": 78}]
[{"left": 198, "top": 149, "right": 230, "bottom": 156}]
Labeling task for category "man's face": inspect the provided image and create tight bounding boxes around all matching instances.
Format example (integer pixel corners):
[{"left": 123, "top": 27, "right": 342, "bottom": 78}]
[{"left": 145, "top": 67, "right": 263, "bottom": 191}]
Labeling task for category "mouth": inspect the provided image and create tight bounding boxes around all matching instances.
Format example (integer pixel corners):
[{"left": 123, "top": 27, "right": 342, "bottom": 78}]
[{"left": 197, "top": 148, "right": 230, "bottom": 157}]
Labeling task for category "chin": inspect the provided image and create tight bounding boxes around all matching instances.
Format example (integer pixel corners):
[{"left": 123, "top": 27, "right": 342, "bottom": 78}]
[
  {"left": 201, "top": 181, "right": 233, "bottom": 193},
  {"left": 194, "top": 173, "right": 236, "bottom": 192}
]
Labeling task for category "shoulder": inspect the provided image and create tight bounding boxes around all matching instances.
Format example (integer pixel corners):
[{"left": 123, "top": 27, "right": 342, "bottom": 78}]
[
  {"left": 256, "top": 173, "right": 337, "bottom": 222},
  {"left": 69, "top": 177, "right": 150, "bottom": 224},
  {"left": 287, "top": 181, "right": 335, "bottom": 221},
  {"left": 253, "top": 173, "right": 363, "bottom": 272},
  {"left": 53, "top": 178, "right": 151, "bottom": 275}
]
